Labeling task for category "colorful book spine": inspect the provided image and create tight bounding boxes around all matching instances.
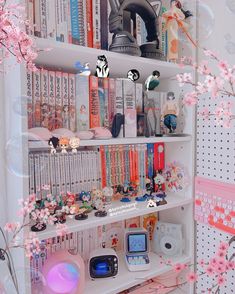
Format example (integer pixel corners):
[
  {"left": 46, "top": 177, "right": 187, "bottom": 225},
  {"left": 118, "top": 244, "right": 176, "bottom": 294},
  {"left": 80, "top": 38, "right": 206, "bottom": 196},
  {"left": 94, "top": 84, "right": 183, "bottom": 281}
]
[
  {"left": 123, "top": 79, "right": 137, "bottom": 138},
  {"left": 55, "top": 71, "right": 63, "bottom": 129},
  {"left": 33, "top": 71, "right": 41, "bottom": 128},
  {"left": 75, "top": 75, "right": 90, "bottom": 131},
  {"left": 62, "top": 73, "right": 69, "bottom": 129},
  {"left": 68, "top": 73, "right": 76, "bottom": 131},
  {"left": 26, "top": 0, "right": 34, "bottom": 35},
  {"left": 79, "top": 0, "right": 87, "bottom": 46},
  {"left": 48, "top": 71, "right": 56, "bottom": 131},
  {"left": 115, "top": 78, "right": 124, "bottom": 137},
  {"left": 160, "top": 6, "right": 167, "bottom": 57},
  {"left": 40, "top": 0, "right": 47, "bottom": 38},
  {"left": 26, "top": 70, "right": 33, "bottom": 129},
  {"left": 86, "top": 0, "right": 93, "bottom": 47},
  {"left": 107, "top": 1, "right": 113, "bottom": 49},
  {"left": 89, "top": 75, "right": 100, "bottom": 128},
  {"left": 61, "top": 0, "right": 69, "bottom": 43},
  {"left": 100, "top": 0, "right": 108, "bottom": 50},
  {"left": 40, "top": 69, "right": 49, "bottom": 129},
  {"left": 154, "top": 143, "right": 165, "bottom": 171},
  {"left": 34, "top": 0, "right": 41, "bottom": 37},
  {"left": 98, "top": 78, "right": 105, "bottom": 127},
  {"left": 108, "top": 78, "right": 116, "bottom": 128},
  {"left": 103, "top": 78, "right": 109, "bottom": 128},
  {"left": 70, "top": 0, "right": 80, "bottom": 44},
  {"left": 67, "top": 0, "right": 72, "bottom": 43},
  {"left": 92, "top": 0, "right": 101, "bottom": 49},
  {"left": 46, "top": 0, "right": 56, "bottom": 39}
]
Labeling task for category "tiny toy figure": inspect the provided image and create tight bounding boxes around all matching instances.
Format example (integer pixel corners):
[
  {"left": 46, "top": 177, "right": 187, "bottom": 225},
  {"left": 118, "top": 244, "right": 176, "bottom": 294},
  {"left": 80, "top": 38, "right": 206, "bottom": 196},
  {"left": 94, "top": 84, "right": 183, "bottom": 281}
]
[
  {"left": 91, "top": 189, "right": 104, "bottom": 210},
  {"left": 120, "top": 181, "right": 131, "bottom": 203},
  {"left": 162, "top": 0, "right": 194, "bottom": 62},
  {"left": 54, "top": 206, "right": 67, "bottom": 224},
  {"left": 145, "top": 178, "right": 153, "bottom": 199},
  {"left": 48, "top": 136, "right": 59, "bottom": 154},
  {"left": 94, "top": 199, "right": 107, "bottom": 218},
  {"left": 80, "top": 191, "right": 93, "bottom": 212},
  {"left": 59, "top": 137, "right": 69, "bottom": 154},
  {"left": 75, "top": 61, "right": 91, "bottom": 76},
  {"left": 69, "top": 137, "right": 80, "bottom": 153},
  {"left": 69, "top": 203, "right": 80, "bottom": 215},
  {"left": 135, "top": 188, "right": 147, "bottom": 202},
  {"left": 102, "top": 187, "right": 114, "bottom": 205},
  {"left": 95, "top": 55, "right": 109, "bottom": 78},
  {"left": 162, "top": 92, "right": 180, "bottom": 134},
  {"left": 145, "top": 70, "right": 160, "bottom": 91},
  {"left": 153, "top": 171, "right": 167, "bottom": 205},
  {"left": 44, "top": 199, "right": 57, "bottom": 215},
  {"left": 66, "top": 192, "right": 76, "bottom": 207},
  {"left": 147, "top": 199, "right": 157, "bottom": 208},
  {"left": 127, "top": 69, "right": 140, "bottom": 82},
  {"left": 75, "top": 208, "right": 88, "bottom": 221}
]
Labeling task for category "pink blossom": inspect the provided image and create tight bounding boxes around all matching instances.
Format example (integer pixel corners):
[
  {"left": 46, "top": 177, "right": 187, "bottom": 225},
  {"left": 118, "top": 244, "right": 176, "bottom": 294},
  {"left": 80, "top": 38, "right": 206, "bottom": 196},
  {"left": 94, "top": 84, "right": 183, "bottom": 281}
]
[
  {"left": 206, "top": 266, "right": 214, "bottom": 276},
  {"left": 217, "top": 276, "right": 226, "bottom": 286},
  {"left": 196, "top": 82, "right": 208, "bottom": 94},
  {"left": 203, "top": 49, "right": 217, "bottom": 58},
  {"left": 4, "top": 222, "right": 20, "bottom": 233},
  {"left": 173, "top": 263, "right": 184, "bottom": 272},
  {"left": 218, "top": 60, "right": 229, "bottom": 71},
  {"left": 217, "top": 250, "right": 226, "bottom": 259},
  {"left": 56, "top": 223, "right": 70, "bottom": 237},
  {"left": 183, "top": 92, "right": 198, "bottom": 106},
  {"left": 200, "top": 107, "right": 210, "bottom": 120},
  {"left": 186, "top": 272, "right": 198, "bottom": 283},
  {"left": 226, "top": 261, "right": 235, "bottom": 270},
  {"left": 198, "top": 259, "right": 205, "bottom": 267},
  {"left": 209, "top": 257, "right": 219, "bottom": 267}
]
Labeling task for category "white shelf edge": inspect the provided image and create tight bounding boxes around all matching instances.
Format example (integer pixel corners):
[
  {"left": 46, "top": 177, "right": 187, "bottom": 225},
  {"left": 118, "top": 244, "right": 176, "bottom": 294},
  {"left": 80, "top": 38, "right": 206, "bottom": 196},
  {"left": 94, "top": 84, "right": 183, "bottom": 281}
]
[
  {"left": 28, "top": 135, "right": 192, "bottom": 150},
  {"left": 36, "top": 195, "right": 193, "bottom": 241},
  {"left": 84, "top": 253, "right": 192, "bottom": 294}
]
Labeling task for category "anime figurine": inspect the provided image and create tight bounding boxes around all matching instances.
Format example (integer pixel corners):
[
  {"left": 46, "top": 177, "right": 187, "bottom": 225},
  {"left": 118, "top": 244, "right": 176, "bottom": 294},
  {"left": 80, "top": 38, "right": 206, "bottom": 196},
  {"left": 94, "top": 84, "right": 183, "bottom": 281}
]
[
  {"left": 145, "top": 71, "right": 160, "bottom": 91},
  {"left": 152, "top": 171, "right": 167, "bottom": 205},
  {"left": 120, "top": 181, "right": 131, "bottom": 203},
  {"left": 80, "top": 191, "right": 93, "bottom": 212},
  {"left": 162, "top": 0, "right": 194, "bottom": 62},
  {"left": 162, "top": 92, "right": 180, "bottom": 134},
  {"left": 127, "top": 69, "right": 140, "bottom": 82},
  {"left": 95, "top": 55, "right": 109, "bottom": 78},
  {"left": 75, "top": 61, "right": 91, "bottom": 76},
  {"left": 91, "top": 189, "right": 104, "bottom": 210},
  {"left": 147, "top": 199, "right": 157, "bottom": 208},
  {"left": 66, "top": 192, "right": 76, "bottom": 207},
  {"left": 144, "top": 178, "right": 153, "bottom": 199},
  {"left": 69, "top": 137, "right": 80, "bottom": 153},
  {"left": 94, "top": 199, "right": 107, "bottom": 218},
  {"left": 102, "top": 187, "right": 114, "bottom": 205},
  {"left": 75, "top": 207, "right": 88, "bottom": 220},
  {"left": 48, "top": 136, "right": 59, "bottom": 154},
  {"left": 54, "top": 206, "right": 67, "bottom": 224},
  {"left": 59, "top": 137, "right": 69, "bottom": 154}
]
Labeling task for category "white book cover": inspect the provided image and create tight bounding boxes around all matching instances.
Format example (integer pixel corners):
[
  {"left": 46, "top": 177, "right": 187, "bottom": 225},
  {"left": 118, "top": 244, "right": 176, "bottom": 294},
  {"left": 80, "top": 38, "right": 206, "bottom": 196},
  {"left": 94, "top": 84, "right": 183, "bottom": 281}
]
[
  {"left": 26, "top": 0, "right": 34, "bottom": 36},
  {"left": 92, "top": 0, "right": 101, "bottom": 48},
  {"left": 115, "top": 78, "right": 124, "bottom": 138},
  {"left": 65, "top": 153, "right": 71, "bottom": 192},
  {"left": 26, "top": 70, "right": 33, "bottom": 129},
  {"left": 62, "top": 73, "right": 70, "bottom": 129},
  {"left": 54, "top": 153, "right": 61, "bottom": 194},
  {"left": 59, "top": 153, "right": 66, "bottom": 194},
  {"left": 48, "top": 71, "right": 56, "bottom": 131},
  {"left": 29, "top": 153, "right": 35, "bottom": 196},
  {"left": 50, "top": 155, "right": 57, "bottom": 195},
  {"left": 55, "top": 71, "right": 63, "bottom": 129},
  {"left": 46, "top": 0, "right": 56, "bottom": 40},
  {"left": 33, "top": 71, "right": 41, "bottom": 128},
  {"left": 74, "top": 153, "right": 79, "bottom": 193},
  {"left": 40, "top": 69, "right": 49, "bottom": 129},
  {"left": 135, "top": 83, "right": 143, "bottom": 113},
  {"left": 34, "top": 154, "right": 41, "bottom": 197},
  {"left": 82, "top": 0, "right": 88, "bottom": 46},
  {"left": 62, "top": 0, "right": 69, "bottom": 43},
  {"left": 34, "top": 0, "right": 41, "bottom": 37},
  {"left": 40, "top": 0, "right": 47, "bottom": 38},
  {"left": 68, "top": 74, "right": 76, "bottom": 131}
]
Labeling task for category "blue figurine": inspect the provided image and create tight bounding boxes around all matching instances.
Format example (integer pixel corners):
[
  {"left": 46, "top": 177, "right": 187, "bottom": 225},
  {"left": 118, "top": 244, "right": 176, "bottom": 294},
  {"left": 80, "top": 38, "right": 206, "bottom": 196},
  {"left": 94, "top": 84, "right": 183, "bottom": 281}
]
[
  {"left": 75, "top": 61, "right": 91, "bottom": 76},
  {"left": 120, "top": 181, "right": 131, "bottom": 203},
  {"left": 145, "top": 70, "right": 160, "bottom": 91},
  {"left": 162, "top": 92, "right": 180, "bottom": 134}
]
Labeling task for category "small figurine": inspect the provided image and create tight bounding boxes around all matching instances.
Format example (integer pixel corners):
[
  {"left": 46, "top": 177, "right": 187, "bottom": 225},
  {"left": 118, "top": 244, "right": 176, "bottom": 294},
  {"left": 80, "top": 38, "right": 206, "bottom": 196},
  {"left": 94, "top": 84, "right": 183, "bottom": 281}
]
[
  {"left": 102, "top": 187, "right": 114, "bottom": 205},
  {"left": 48, "top": 137, "right": 59, "bottom": 154},
  {"left": 75, "top": 61, "right": 91, "bottom": 76},
  {"left": 91, "top": 189, "right": 104, "bottom": 210},
  {"left": 147, "top": 199, "right": 157, "bottom": 208},
  {"left": 80, "top": 191, "right": 93, "bottom": 212},
  {"left": 66, "top": 192, "right": 76, "bottom": 207},
  {"left": 69, "top": 137, "right": 80, "bottom": 153},
  {"left": 120, "top": 182, "right": 131, "bottom": 203},
  {"left": 59, "top": 137, "right": 69, "bottom": 154},
  {"left": 127, "top": 69, "right": 140, "bottom": 82},
  {"left": 95, "top": 55, "right": 109, "bottom": 78},
  {"left": 145, "top": 70, "right": 160, "bottom": 91},
  {"left": 162, "top": 92, "right": 179, "bottom": 134},
  {"left": 54, "top": 207, "right": 67, "bottom": 224},
  {"left": 153, "top": 171, "right": 167, "bottom": 205},
  {"left": 144, "top": 178, "right": 153, "bottom": 199},
  {"left": 75, "top": 208, "right": 88, "bottom": 221},
  {"left": 94, "top": 198, "right": 107, "bottom": 218}
]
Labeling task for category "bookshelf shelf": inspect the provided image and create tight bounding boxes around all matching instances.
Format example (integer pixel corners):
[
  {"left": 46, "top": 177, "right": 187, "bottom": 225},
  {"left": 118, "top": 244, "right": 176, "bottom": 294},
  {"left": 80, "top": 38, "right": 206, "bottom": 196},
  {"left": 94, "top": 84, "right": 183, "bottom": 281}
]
[
  {"left": 36, "top": 194, "right": 192, "bottom": 241},
  {"left": 34, "top": 38, "right": 192, "bottom": 81},
  {"left": 28, "top": 134, "right": 191, "bottom": 150}
]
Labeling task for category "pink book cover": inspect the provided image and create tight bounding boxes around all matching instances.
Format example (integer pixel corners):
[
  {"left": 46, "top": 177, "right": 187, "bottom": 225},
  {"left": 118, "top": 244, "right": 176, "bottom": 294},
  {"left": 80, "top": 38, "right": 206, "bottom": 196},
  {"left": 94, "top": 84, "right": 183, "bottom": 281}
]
[
  {"left": 55, "top": 71, "right": 63, "bottom": 129},
  {"left": 68, "top": 74, "right": 76, "bottom": 131},
  {"left": 48, "top": 71, "right": 56, "bottom": 130}
]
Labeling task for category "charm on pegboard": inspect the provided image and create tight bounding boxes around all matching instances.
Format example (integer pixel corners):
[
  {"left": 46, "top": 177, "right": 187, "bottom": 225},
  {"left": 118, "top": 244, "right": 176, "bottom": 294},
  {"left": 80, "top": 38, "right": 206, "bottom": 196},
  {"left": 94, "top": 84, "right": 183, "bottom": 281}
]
[
  {"left": 95, "top": 55, "right": 109, "bottom": 78},
  {"left": 145, "top": 70, "right": 160, "bottom": 91},
  {"left": 127, "top": 69, "right": 140, "bottom": 82}
]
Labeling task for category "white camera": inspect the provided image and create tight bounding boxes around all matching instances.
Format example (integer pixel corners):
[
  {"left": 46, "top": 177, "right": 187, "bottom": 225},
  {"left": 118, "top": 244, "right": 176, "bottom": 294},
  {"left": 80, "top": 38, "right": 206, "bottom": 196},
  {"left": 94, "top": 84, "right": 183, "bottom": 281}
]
[{"left": 153, "top": 221, "right": 184, "bottom": 257}]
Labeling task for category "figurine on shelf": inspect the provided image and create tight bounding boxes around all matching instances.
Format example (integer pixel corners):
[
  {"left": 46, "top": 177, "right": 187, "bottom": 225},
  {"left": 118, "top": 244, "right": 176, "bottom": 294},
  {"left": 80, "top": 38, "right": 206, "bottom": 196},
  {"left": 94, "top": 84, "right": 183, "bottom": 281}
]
[
  {"left": 162, "top": 0, "right": 194, "bottom": 62},
  {"left": 75, "top": 61, "right": 91, "bottom": 76},
  {"left": 69, "top": 137, "right": 80, "bottom": 153},
  {"left": 145, "top": 70, "right": 160, "bottom": 91},
  {"left": 48, "top": 137, "right": 59, "bottom": 154},
  {"left": 161, "top": 92, "right": 180, "bottom": 134},
  {"left": 75, "top": 208, "right": 88, "bottom": 221},
  {"left": 95, "top": 55, "right": 109, "bottom": 78},
  {"left": 54, "top": 206, "right": 67, "bottom": 224},
  {"left": 135, "top": 188, "right": 147, "bottom": 202},
  {"left": 91, "top": 189, "right": 105, "bottom": 210},
  {"left": 80, "top": 191, "right": 93, "bottom": 212},
  {"left": 102, "top": 187, "right": 114, "bottom": 205},
  {"left": 30, "top": 207, "right": 47, "bottom": 232},
  {"left": 94, "top": 199, "right": 107, "bottom": 218},
  {"left": 144, "top": 178, "right": 153, "bottom": 200},
  {"left": 59, "top": 137, "right": 69, "bottom": 154},
  {"left": 66, "top": 192, "right": 76, "bottom": 207},
  {"left": 120, "top": 181, "right": 131, "bottom": 203},
  {"left": 152, "top": 171, "right": 167, "bottom": 206}
]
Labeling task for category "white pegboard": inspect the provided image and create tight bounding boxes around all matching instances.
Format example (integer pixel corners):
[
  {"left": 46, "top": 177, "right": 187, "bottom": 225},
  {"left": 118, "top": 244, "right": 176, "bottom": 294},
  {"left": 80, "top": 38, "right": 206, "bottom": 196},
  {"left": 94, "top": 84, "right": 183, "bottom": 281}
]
[{"left": 196, "top": 223, "right": 235, "bottom": 294}]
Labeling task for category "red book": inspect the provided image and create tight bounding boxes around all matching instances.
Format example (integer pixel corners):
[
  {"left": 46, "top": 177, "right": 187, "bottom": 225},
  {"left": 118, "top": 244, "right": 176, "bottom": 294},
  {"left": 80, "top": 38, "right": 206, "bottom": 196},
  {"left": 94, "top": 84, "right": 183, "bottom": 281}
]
[
  {"left": 100, "top": 146, "right": 107, "bottom": 188},
  {"left": 89, "top": 76, "right": 100, "bottom": 128},
  {"left": 86, "top": 0, "right": 93, "bottom": 47},
  {"left": 154, "top": 143, "right": 165, "bottom": 171}
]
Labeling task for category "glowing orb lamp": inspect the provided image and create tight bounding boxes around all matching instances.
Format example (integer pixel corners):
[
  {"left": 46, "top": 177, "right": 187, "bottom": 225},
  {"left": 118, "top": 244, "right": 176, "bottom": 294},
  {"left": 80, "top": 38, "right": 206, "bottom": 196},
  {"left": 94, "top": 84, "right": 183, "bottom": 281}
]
[{"left": 42, "top": 250, "right": 85, "bottom": 294}]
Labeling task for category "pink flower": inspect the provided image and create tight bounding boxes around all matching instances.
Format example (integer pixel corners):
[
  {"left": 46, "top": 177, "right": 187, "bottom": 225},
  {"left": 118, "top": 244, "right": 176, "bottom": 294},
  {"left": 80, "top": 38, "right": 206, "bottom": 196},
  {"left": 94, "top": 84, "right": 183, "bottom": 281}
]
[
  {"left": 217, "top": 276, "right": 226, "bottom": 286},
  {"left": 226, "top": 261, "right": 235, "bottom": 270},
  {"left": 200, "top": 107, "right": 210, "bottom": 120},
  {"left": 204, "top": 49, "right": 217, "bottom": 58},
  {"left": 206, "top": 266, "right": 214, "bottom": 276},
  {"left": 217, "top": 250, "right": 226, "bottom": 259},
  {"left": 198, "top": 259, "right": 205, "bottom": 267},
  {"left": 218, "top": 60, "right": 229, "bottom": 71},
  {"left": 173, "top": 263, "right": 185, "bottom": 272},
  {"left": 183, "top": 92, "right": 198, "bottom": 106},
  {"left": 56, "top": 223, "right": 70, "bottom": 237},
  {"left": 209, "top": 257, "right": 219, "bottom": 267},
  {"left": 186, "top": 272, "right": 198, "bottom": 283},
  {"left": 4, "top": 222, "right": 20, "bottom": 233}
]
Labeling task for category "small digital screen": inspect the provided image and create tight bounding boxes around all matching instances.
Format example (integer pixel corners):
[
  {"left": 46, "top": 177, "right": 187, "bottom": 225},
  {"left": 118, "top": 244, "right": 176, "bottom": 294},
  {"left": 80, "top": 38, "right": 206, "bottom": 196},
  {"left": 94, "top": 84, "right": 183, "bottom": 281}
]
[
  {"left": 128, "top": 233, "right": 147, "bottom": 253},
  {"left": 94, "top": 262, "right": 109, "bottom": 276}
]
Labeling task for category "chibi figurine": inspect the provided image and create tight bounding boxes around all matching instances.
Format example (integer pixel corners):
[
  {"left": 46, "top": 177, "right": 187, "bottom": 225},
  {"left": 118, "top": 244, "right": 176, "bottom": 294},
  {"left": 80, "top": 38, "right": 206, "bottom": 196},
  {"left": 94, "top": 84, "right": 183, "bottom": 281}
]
[
  {"left": 48, "top": 136, "right": 59, "bottom": 154},
  {"left": 74, "top": 208, "right": 88, "bottom": 221},
  {"left": 153, "top": 171, "right": 167, "bottom": 205},
  {"left": 147, "top": 199, "right": 157, "bottom": 208},
  {"left": 91, "top": 189, "right": 104, "bottom": 210},
  {"left": 69, "top": 137, "right": 80, "bottom": 153},
  {"left": 95, "top": 55, "right": 109, "bottom": 78},
  {"left": 102, "top": 187, "right": 114, "bottom": 205},
  {"left": 59, "top": 137, "right": 69, "bottom": 154},
  {"left": 127, "top": 69, "right": 140, "bottom": 82},
  {"left": 145, "top": 71, "right": 160, "bottom": 91},
  {"left": 66, "top": 192, "right": 76, "bottom": 207},
  {"left": 145, "top": 178, "right": 153, "bottom": 199},
  {"left": 120, "top": 181, "right": 131, "bottom": 203},
  {"left": 94, "top": 199, "right": 107, "bottom": 218},
  {"left": 162, "top": 0, "right": 194, "bottom": 62},
  {"left": 80, "top": 191, "right": 93, "bottom": 212},
  {"left": 75, "top": 61, "right": 91, "bottom": 76},
  {"left": 162, "top": 92, "right": 180, "bottom": 134}
]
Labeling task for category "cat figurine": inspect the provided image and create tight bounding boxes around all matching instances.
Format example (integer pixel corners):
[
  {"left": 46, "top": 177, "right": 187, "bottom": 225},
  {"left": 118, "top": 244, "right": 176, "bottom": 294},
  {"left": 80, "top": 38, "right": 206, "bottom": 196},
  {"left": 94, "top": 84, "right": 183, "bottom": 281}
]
[{"left": 95, "top": 55, "right": 110, "bottom": 78}]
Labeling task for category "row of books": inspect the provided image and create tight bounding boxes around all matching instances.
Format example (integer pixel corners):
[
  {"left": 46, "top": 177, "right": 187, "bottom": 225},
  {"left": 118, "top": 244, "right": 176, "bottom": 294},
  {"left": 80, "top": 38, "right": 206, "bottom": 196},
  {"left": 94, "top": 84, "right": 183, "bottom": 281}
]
[
  {"left": 26, "top": 0, "right": 112, "bottom": 50},
  {"left": 27, "top": 69, "right": 144, "bottom": 137},
  {"left": 29, "top": 150, "right": 101, "bottom": 197},
  {"left": 29, "top": 143, "right": 165, "bottom": 197},
  {"left": 31, "top": 214, "right": 157, "bottom": 284}
]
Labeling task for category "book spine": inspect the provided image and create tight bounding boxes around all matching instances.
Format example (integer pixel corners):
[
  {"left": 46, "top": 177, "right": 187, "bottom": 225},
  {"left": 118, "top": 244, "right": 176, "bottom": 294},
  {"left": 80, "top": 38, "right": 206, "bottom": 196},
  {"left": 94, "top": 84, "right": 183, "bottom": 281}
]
[
  {"left": 70, "top": 0, "right": 80, "bottom": 44},
  {"left": 86, "top": 0, "right": 93, "bottom": 47},
  {"left": 61, "top": 0, "right": 69, "bottom": 43},
  {"left": 75, "top": 75, "right": 90, "bottom": 131},
  {"left": 89, "top": 75, "right": 100, "bottom": 128},
  {"left": 108, "top": 78, "right": 115, "bottom": 128},
  {"left": 40, "top": 69, "right": 49, "bottom": 129},
  {"left": 33, "top": 71, "right": 41, "bottom": 128},
  {"left": 107, "top": 1, "right": 113, "bottom": 49},
  {"left": 103, "top": 78, "right": 109, "bottom": 128},
  {"left": 48, "top": 71, "right": 56, "bottom": 131},
  {"left": 26, "top": 70, "right": 34, "bottom": 129},
  {"left": 136, "top": 14, "right": 142, "bottom": 45},
  {"left": 55, "top": 71, "right": 63, "bottom": 129},
  {"left": 40, "top": 0, "right": 47, "bottom": 38},
  {"left": 27, "top": 0, "right": 34, "bottom": 35},
  {"left": 68, "top": 74, "right": 76, "bottom": 131},
  {"left": 98, "top": 78, "right": 105, "bottom": 127},
  {"left": 100, "top": 0, "right": 108, "bottom": 50},
  {"left": 46, "top": 0, "right": 56, "bottom": 40},
  {"left": 135, "top": 83, "right": 143, "bottom": 113},
  {"left": 80, "top": 0, "right": 87, "bottom": 46},
  {"left": 92, "top": 0, "right": 101, "bottom": 49},
  {"left": 62, "top": 73, "right": 70, "bottom": 129},
  {"left": 67, "top": 0, "right": 72, "bottom": 43},
  {"left": 34, "top": 0, "right": 41, "bottom": 37},
  {"left": 115, "top": 79, "right": 124, "bottom": 137}
]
